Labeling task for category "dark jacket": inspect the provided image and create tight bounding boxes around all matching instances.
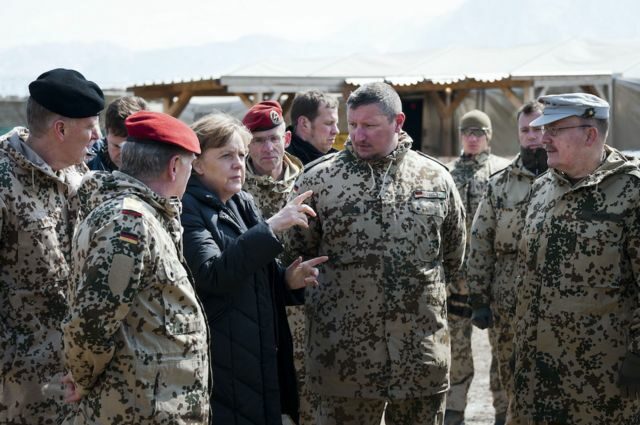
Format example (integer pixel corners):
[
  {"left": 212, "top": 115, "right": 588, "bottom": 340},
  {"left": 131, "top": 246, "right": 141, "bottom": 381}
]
[
  {"left": 86, "top": 138, "right": 117, "bottom": 171},
  {"left": 181, "top": 175, "right": 300, "bottom": 425},
  {"left": 285, "top": 129, "right": 337, "bottom": 165}
]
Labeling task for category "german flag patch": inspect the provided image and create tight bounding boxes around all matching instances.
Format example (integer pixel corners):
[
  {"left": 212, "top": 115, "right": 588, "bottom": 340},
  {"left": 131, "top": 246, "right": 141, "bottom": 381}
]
[{"left": 119, "top": 231, "right": 139, "bottom": 245}]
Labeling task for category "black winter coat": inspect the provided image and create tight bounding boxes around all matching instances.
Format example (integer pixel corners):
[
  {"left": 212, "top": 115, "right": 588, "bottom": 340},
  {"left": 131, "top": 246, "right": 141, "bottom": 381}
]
[
  {"left": 285, "top": 129, "right": 337, "bottom": 165},
  {"left": 181, "top": 176, "right": 300, "bottom": 425}
]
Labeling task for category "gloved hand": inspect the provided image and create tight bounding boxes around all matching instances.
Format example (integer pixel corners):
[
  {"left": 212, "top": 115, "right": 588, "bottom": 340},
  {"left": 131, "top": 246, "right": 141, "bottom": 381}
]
[
  {"left": 619, "top": 351, "right": 640, "bottom": 398},
  {"left": 471, "top": 306, "right": 493, "bottom": 329}
]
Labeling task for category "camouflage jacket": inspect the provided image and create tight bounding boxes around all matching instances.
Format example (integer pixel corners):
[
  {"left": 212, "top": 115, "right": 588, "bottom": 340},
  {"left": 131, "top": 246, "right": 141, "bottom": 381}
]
[
  {"left": 467, "top": 155, "right": 537, "bottom": 317},
  {"left": 0, "top": 127, "right": 86, "bottom": 423},
  {"left": 243, "top": 152, "right": 303, "bottom": 219},
  {"left": 62, "top": 171, "right": 210, "bottom": 424},
  {"left": 447, "top": 150, "right": 510, "bottom": 317},
  {"left": 513, "top": 146, "right": 640, "bottom": 423},
  {"left": 283, "top": 132, "right": 466, "bottom": 399}
]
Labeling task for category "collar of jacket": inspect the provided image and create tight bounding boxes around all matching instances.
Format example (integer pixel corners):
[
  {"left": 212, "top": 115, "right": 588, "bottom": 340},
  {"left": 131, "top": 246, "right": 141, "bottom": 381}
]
[
  {"left": 287, "top": 131, "right": 337, "bottom": 163},
  {"left": 344, "top": 131, "right": 413, "bottom": 167},
  {"left": 76, "top": 170, "right": 182, "bottom": 222},
  {"left": 550, "top": 145, "right": 640, "bottom": 188},
  {"left": 1, "top": 126, "right": 87, "bottom": 187},
  {"left": 460, "top": 149, "right": 492, "bottom": 165},
  {"left": 509, "top": 154, "right": 539, "bottom": 178},
  {"left": 244, "top": 151, "right": 303, "bottom": 191}
]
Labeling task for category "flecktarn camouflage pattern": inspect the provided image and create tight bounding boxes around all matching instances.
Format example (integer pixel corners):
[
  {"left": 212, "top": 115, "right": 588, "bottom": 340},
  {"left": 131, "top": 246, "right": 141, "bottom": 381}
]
[
  {"left": 467, "top": 154, "right": 538, "bottom": 402},
  {"left": 62, "top": 171, "right": 209, "bottom": 424},
  {"left": 0, "top": 127, "right": 85, "bottom": 423},
  {"left": 513, "top": 146, "right": 640, "bottom": 424},
  {"left": 283, "top": 132, "right": 465, "bottom": 400}
]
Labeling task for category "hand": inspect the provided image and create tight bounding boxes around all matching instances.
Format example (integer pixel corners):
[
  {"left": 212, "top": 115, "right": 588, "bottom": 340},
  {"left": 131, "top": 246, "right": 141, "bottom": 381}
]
[
  {"left": 62, "top": 372, "right": 82, "bottom": 403},
  {"left": 619, "top": 351, "right": 640, "bottom": 398},
  {"left": 471, "top": 306, "right": 493, "bottom": 329},
  {"left": 285, "top": 256, "right": 329, "bottom": 290},
  {"left": 267, "top": 190, "right": 316, "bottom": 233}
]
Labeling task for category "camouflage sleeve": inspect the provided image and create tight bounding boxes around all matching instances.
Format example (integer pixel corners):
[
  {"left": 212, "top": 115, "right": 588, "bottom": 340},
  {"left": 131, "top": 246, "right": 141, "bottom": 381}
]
[
  {"left": 0, "top": 195, "right": 14, "bottom": 375},
  {"left": 442, "top": 176, "right": 466, "bottom": 283},
  {"left": 627, "top": 196, "right": 640, "bottom": 353},
  {"left": 466, "top": 186, "right": 496, "bottom": 309},
  {"left": 62, "top": 215, "right": 146, "bottom": 395},
  {"left": 281, "top": 176, "right": 322, "bottom": 264}
]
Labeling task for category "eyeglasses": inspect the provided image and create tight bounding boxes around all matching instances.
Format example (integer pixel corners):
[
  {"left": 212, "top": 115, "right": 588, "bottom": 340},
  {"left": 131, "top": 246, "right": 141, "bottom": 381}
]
[
  {"left": 460, "top": 128, "right": 488, "bottom": 137},
  {"left": 541, "top": 125, "right": 592, "bottom": 137}
]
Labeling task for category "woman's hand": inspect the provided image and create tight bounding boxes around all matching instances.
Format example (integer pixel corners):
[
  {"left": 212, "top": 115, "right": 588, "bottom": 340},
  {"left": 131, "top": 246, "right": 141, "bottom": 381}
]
[
  {"left": 267, "top": 190, "right": 316, "bottom": 233},
  {"left": 285, "top": 256, "right": 329, "bottom": 290}
]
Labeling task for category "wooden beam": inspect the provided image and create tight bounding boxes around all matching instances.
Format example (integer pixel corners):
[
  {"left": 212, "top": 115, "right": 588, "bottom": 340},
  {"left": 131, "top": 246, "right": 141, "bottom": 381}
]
[
  {"left": 281, "top": 94, "right": 295, "bottom": 117},
  {"left": 167, "top": 90, "right": 192, "bottom": 118},
  {"left": 500, "top": 87, "right": 523, "bottom": 109},
  {"left": 236, "top": 93, "right": 254, "bottom": 108},
  {"left": 448, "top": 90, "right": 469, "bottom": 116}
]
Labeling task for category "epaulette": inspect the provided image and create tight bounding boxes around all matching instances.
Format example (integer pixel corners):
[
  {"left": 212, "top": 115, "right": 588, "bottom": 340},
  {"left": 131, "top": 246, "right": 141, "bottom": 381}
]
[
  {"left": 121, "top": 196, "right": 147, "bottom": 218},
  {"left": 414, "top": 150, "right": 450, "bottom": 171},
  {"left": 301, "top": 151, "right": 340, "bottom": 174}
]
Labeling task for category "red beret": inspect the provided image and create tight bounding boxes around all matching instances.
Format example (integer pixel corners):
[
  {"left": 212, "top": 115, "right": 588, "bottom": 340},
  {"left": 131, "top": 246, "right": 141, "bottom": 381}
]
[
  {"left": 242, "top": 100, "right": 284, "bottom": 132},
  {"left": 125, "top": 111, "right": 200, "bottom": 154}
]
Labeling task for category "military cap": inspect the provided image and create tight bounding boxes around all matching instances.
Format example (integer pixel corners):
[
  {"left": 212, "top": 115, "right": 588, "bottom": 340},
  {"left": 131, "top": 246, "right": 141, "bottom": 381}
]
[
  {"left": 242, "top": 100, "right": 284, "bottom": 132},
  {"left": 531, "top": 93, "right": 610, "bottom": 126},
  {"left": 28, "top": 68, "right": 104, "bottom": 118},
  {"left": 125, "top": 111, "right": 201, "bottom": 154},
  {"left": 459, "top": 109, "right": 492, "bottom": 131}
]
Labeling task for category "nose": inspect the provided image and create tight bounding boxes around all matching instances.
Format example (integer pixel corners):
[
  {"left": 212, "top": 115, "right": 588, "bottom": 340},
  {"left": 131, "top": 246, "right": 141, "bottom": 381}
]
[
  {"left": 352, "top": 127, "right": 366, "bottom": 142},
  {"left": 331, "top": 123, "right": 339, "bottom": 135}
]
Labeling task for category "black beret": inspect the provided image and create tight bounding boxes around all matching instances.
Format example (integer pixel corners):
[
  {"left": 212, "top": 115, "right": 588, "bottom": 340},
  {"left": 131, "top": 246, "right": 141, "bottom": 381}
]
[{"left": 28, "top": 68, "right": 104, "bottom": 118}]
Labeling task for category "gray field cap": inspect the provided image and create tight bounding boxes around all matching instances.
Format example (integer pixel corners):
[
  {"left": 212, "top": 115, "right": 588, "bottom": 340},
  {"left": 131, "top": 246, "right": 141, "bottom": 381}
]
[{"left": 531, "top": 93, "right": 609, "bottom": 126}]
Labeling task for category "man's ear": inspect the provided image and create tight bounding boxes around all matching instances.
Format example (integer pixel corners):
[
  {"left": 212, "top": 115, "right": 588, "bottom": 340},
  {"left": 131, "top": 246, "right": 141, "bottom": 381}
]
[
  {"left": 284, "top": 130, "right": 292, "bottom": 148},
  {"left": 168, "top": 155, "right": 181, "bottom": 182},
  {"left": 584, "top": 126, "right": 598, "bottom": 147},
  {"left": 53, "top": 120, "right": 66, "bottom": 141},
  {"left": 298, "top": 116, "right": 310, "bottom": 130},
  {"left": 394, "top": 113, "right": 406, "bottom": 133}
]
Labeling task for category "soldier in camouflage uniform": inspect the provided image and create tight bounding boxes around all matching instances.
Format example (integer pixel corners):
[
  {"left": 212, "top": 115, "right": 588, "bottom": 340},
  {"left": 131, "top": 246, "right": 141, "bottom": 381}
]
[
  {"left": 446, "top": 110, "right": 511, "bottom": 425},
  {"left": 283, "top": 82, "right": 466, "bottom": 425},
  {"left": 61, "top": 111, "right": 210, "bottom": 424},
  {"left": 466, "top": 101, "right": 547, "bottom": 421},
  {"left": 512, "top": 94, "right": 640, "bottom": 424},
  {"left": 0, "top": 69, "right": 103, "bottom": 423},
  {"left": 241, "top": 101, "right": 310, "bottom": 424}
]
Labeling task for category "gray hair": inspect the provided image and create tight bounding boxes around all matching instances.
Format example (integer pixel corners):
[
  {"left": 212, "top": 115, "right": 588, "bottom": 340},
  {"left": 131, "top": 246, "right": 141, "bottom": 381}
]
[
  {"left": 346, "top": 82, "right": 402, "bottom": 122},
  {"left": 120, "top": 141, "right": 191, "bottom": 180},
  {"left": 26, "top": 97, "right": 61, "bottom": 137}
]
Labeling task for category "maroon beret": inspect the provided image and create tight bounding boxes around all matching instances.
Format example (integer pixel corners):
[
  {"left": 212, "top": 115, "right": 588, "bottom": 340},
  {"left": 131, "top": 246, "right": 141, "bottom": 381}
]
[
  {"left": 125, "top": 111, "right": 200, "bottom": 154},
  {"left": 242, "top": 100, "right": 284, "bottom": 132}
]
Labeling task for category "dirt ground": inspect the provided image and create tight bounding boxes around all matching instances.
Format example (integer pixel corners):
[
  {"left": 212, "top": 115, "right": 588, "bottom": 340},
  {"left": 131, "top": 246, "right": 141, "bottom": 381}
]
[{"left": 381, "top": 327, "right": 496, "bottom": 424}]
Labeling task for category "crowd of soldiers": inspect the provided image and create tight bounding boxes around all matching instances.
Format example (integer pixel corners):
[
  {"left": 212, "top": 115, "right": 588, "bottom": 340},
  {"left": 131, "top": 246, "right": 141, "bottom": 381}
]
[{"left": 1, "top": 67, "right": 639, "bottom": 425}]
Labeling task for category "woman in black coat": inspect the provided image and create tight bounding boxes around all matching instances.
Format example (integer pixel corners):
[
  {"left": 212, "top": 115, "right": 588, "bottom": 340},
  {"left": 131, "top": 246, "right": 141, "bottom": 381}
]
[{"left": 181, "top": 113, "right": 326, "bottom": 425}]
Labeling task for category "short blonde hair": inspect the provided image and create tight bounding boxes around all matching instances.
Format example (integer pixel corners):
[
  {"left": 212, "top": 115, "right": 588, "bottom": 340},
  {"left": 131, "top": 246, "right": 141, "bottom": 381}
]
[{"left": 191, "top": 113, "right": 252, "bottom": 152}]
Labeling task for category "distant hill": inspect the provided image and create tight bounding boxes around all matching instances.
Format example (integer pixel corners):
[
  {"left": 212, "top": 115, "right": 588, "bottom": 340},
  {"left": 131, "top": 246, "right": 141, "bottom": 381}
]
[{"left": 2, "top": 0, "right": 640, "bottom": 96}]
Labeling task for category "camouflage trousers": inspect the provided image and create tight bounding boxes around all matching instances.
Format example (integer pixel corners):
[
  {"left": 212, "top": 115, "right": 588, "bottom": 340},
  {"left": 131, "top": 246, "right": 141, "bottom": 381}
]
[
  {"left": 313, "top": 393, "right": 446, "bottom": 425},
  {"left": 446, "top": 313, "right": 508, "bottom": 415},
  {"left": 490, "top": 310, "right": 516, "bottom": 416},
  {"left": 287, "top": 305, "right": 317, "bottom": 425}
]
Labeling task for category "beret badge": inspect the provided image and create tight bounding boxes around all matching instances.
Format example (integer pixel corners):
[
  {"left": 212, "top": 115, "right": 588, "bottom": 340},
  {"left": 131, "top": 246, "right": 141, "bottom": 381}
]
[{"left": 270, "top": 110, "right": 282, "bottom": 125}]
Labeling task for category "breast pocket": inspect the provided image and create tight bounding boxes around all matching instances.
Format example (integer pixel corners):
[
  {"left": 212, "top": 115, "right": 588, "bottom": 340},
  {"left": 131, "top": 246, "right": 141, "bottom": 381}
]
[
  {"left": 17, "top": 216, "right": 69, "bottom": 282},
  {"left": 408, "top": 198, "right": 446, "bottom": 263}
]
